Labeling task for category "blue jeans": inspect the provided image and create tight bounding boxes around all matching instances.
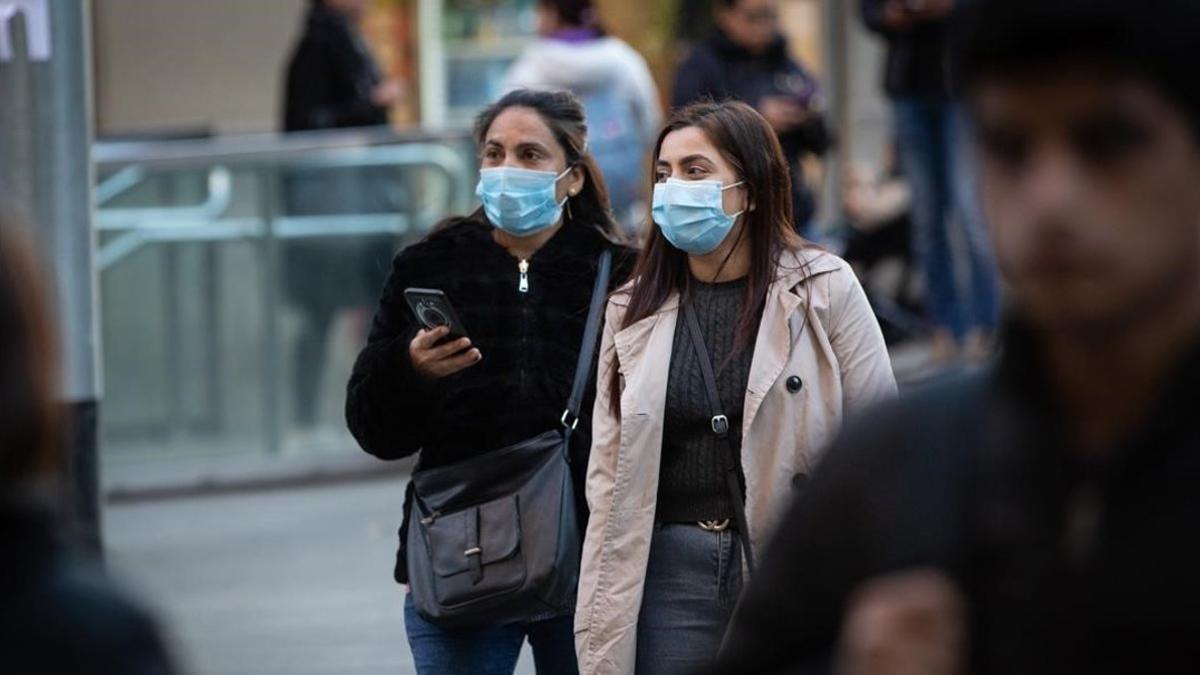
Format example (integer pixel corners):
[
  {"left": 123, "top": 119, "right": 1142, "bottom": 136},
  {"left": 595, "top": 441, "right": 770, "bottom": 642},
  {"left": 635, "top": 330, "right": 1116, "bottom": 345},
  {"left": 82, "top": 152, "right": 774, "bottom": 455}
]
[
  {"left": 893, "top": 98, "right": 1000, "bottom": 342},
  {"left": 635, "top": 523, "right": 744, "bottom": 675},
  {"left": 404, "top": 593, "right": 579, "bottom": 675}
]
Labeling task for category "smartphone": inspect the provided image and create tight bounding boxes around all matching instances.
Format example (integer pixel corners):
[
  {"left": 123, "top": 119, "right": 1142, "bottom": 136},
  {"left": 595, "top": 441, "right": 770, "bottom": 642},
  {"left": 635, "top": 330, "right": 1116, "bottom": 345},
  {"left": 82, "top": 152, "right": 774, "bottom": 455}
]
[{"left": 403, "top": 288, "right": 469, "bottom": 341}]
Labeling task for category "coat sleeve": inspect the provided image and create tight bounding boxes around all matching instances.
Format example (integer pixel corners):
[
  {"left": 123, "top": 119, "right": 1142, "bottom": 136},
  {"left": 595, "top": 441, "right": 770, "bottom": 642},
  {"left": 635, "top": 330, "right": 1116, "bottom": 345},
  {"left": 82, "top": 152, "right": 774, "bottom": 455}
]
[
  {"left": 284, "top": 37, "right": 384, "bottom": 131},
  {"left": 620, "top": 43, "right": 664, "bottom": 143},
  {"left": 860, "top": 0, "right": 897, "bottom": 36},
  {"left": 828, "top": 264, "right": 897, "bottom": 410},
  {"left": 575, "top": 300, "right": 624, "bottom": 670},
  {"left": 344, "top": 248, "right": 439, "bottom": 461}
]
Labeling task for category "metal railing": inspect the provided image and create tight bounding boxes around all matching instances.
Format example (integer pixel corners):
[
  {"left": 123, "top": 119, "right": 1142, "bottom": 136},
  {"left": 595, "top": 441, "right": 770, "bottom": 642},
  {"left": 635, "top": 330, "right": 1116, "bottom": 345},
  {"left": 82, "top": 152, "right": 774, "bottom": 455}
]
[{"left": 94, "top": 127, "right": 477, "bottom": 459}]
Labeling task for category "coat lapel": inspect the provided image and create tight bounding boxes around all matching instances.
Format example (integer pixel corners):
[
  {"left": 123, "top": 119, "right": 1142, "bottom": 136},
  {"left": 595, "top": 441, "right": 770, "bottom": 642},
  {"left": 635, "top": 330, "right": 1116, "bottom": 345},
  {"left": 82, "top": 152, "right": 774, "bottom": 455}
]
[
  {"left": 741, "top": 250, "right": 842, "bottom": 440},
  {"left": 612, "top": 295, "right": 679, "bottom": 418}
]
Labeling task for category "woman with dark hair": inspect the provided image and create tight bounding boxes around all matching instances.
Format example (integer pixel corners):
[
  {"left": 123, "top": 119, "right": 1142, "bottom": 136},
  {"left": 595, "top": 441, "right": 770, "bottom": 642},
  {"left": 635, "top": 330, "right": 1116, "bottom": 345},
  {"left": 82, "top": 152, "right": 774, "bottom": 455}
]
[
  {"left": 0, "top": 218, "right": 174, "bottom": 674},
  {"left": 346, "top": 89, "right": 631, "bottom": 674},
  {"left": 504, "top": 0, "right": 662, "bottom": 237},
  {"left": 574, "top": 101, "right": 894, "bottom": 674}
]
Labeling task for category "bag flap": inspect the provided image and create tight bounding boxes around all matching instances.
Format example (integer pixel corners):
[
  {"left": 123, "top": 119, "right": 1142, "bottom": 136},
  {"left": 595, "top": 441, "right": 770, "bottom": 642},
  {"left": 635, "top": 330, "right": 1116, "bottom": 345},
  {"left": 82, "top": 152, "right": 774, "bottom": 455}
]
[{"left": 426, "top": 494, "right": 521, "bottom": 578}]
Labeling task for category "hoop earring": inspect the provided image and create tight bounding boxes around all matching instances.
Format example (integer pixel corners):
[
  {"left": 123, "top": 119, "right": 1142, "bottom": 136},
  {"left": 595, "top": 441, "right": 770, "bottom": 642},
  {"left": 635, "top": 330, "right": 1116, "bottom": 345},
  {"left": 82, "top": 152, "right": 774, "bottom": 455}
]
[{"left": 566, "top": 197, "right": 574, "bottom": 221}]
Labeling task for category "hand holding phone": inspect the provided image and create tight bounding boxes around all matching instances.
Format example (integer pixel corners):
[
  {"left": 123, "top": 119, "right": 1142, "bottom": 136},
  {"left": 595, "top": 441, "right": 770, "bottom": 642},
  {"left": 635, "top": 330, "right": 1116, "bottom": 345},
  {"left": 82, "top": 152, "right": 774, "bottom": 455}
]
[
  {"left": 408, "top": 326, "right": 481, "bottom": 380},
  {"left": 404, "top": 288, "right": 480, "bottom": 380}
]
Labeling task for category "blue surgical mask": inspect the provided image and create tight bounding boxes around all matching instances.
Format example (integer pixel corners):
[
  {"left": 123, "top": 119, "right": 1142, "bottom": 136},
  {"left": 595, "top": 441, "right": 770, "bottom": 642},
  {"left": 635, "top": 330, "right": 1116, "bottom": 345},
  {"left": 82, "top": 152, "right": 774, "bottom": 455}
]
[
  {"left": 651, "top": 178, "right": 745, "bottom": 255},
  {"left": 475, "top": 166, "right": 571, "bottom": 237}
]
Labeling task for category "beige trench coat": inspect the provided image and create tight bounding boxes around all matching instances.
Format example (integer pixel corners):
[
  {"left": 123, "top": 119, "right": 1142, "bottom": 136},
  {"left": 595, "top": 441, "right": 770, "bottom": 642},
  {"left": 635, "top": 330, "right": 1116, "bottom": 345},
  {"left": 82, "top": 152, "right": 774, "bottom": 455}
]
[{"left": 574, "top": 248, "right": 897, "bottom": 674}]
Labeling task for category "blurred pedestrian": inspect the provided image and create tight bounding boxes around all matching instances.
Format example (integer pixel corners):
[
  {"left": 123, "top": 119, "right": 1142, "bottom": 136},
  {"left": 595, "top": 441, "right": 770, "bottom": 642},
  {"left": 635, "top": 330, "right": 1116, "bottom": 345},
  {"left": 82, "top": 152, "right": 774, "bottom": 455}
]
[
  {"left": 0, "top": 216, "right": 175, "bottom": 675},
  {"left": 346, "top": 89, "right": 632, "bottom": 675},
  {"left": 284, "top": 0, "right": 402, "bottom": 133},
  {"left": 282, "top": 0, "right": 406, "bottom": 439},
  {"left": 505, "top": 0, "right": 663, "bottom": 239},
  {"left": 861, "top": 0, "right": 999, "bottom": 363},
  {"left": 714, "top": 1, "right": 1200, "bottom": 672},
  {"left": 672, "top": 0, "right": 831, "bottom": 235},
  {"left": 575, "top": 101, "right": 894, "bottom": 675}
]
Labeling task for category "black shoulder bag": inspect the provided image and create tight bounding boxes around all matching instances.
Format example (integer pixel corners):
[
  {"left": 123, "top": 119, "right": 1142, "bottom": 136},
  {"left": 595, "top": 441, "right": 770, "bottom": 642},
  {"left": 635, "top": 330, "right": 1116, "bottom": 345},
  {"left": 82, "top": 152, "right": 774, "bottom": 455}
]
[
  {"left": 405, "top": 249, "right": 612, "bottom": 629},
  {"left": 683, "top": 302, "right": 757, "bottom": 575}
]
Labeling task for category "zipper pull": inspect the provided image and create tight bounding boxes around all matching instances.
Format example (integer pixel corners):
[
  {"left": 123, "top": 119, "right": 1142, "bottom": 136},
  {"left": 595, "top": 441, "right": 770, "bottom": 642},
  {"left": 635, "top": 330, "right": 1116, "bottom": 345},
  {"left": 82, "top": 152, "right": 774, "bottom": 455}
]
[{"left": 518, "top": 259, "right": 530, "bottom": 293}]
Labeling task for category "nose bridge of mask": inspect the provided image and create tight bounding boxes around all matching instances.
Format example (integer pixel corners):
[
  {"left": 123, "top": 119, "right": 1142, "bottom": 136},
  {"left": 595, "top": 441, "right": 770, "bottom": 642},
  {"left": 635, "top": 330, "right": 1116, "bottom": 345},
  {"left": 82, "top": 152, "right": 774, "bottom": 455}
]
[
  {"left": 658, "top": 178, "right": 742, "bottom": 214},
  {"left": 486, "top": 166, "right": 571, "bottom": 200}
]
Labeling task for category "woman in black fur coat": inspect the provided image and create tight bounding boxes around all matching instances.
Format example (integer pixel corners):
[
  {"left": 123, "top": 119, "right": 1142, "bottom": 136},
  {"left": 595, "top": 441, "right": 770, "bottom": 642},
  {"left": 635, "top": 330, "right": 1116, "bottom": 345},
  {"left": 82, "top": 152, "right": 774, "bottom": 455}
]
[{"left": 345, "top": 89, "right": 632, "bottom": 674}]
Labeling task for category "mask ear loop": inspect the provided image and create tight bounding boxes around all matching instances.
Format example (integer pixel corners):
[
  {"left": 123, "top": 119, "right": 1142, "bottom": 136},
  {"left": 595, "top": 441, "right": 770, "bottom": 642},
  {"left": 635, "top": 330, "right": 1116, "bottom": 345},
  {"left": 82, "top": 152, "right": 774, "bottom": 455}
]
[
  {"left": 558, "top": 163, "right": 578, "bottom": 220},
  {"left": 721, "top": 180, "right": 748, "bottom": 219}
]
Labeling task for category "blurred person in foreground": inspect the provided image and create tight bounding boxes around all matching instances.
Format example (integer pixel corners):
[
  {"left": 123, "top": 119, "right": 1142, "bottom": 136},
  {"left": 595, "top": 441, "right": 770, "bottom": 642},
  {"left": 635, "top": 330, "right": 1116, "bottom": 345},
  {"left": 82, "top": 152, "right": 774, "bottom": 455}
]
[
  {"left": 861, "top": 0, "right": 1000, "bottom": 363},
  {"left": 505, "top": 0, "right": 663, "bottom": 239},
  {"left": 672, "top": 0, "right": 831, "bottom": 236},
  {"left": 346, "top": 89, "right": 632, "bottom": 674},
  {"left": 714, "top": 0, "right": 1200, "bottom": 673},
  {"left": 0, "top": 217, "right": 174, "bottom": 674},
  {"left": 282, "top": 0, "right": 405, "bottom": 438}
]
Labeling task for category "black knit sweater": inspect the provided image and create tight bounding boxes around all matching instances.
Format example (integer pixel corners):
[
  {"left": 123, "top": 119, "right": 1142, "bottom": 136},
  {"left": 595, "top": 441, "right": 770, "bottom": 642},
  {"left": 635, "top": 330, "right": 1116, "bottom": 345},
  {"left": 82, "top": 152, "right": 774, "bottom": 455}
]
[
  {"left": 345, "top": 210, "right": 632, "bottom": 582},
  {"left": 657, "top": 277, "right": 756, "bottom": 524}
]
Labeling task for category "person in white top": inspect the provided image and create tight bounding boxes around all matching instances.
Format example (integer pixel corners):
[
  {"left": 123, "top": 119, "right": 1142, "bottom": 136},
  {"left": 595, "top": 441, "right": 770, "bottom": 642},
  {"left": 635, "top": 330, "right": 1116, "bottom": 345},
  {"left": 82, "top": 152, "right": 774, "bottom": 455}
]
[{"left": 505, "top": 0, "right": 663, "bottom": 239}]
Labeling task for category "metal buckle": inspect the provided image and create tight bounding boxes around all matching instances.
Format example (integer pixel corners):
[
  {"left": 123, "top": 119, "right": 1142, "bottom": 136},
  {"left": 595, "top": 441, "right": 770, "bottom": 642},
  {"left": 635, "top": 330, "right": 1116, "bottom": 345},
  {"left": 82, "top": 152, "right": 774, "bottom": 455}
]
[
  {"left": 710, "top": 414, "right": 729, "bottom": 437},
  {"left": 464, "top": 547, "right": 482, "bottom": 557},
  {"left": 561, "top": 409, "right": 579, "bottom": 430},
  {"left": 697, "top": 519, "right": 731, "bottom": 532}
]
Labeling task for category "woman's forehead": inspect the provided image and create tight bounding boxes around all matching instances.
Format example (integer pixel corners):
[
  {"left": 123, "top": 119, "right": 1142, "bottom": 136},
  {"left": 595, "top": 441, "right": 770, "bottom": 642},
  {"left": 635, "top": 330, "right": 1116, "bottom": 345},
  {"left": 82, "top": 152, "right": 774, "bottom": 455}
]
[
  {"left": 659, "top": 126, "right": 723, "bottom": 165},
  {"left": 486, "top": 107, "right": 558, "bottom": 148}
]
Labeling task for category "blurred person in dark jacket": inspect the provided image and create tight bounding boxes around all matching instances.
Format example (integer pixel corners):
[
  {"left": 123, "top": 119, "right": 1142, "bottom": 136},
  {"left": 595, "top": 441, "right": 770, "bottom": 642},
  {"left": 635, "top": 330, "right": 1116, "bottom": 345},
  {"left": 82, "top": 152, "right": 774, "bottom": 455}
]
[
  {"left": 672, "top": 0, "right": 831, "bottom": 235},
  {"left": 0, "top": 217, "right": 174, "bottom": 675},
  {"left": 282, "top": 0, "right": 405, "bottom": 437},
  {"left": 713, "top": 1, "right": 1200, "bottom": 673},
  {"left": 861, "top": 0, "right": 999, "bottom": 363},
  {"left": 284, "top": 0, "right": 400, "bottom": 132}
]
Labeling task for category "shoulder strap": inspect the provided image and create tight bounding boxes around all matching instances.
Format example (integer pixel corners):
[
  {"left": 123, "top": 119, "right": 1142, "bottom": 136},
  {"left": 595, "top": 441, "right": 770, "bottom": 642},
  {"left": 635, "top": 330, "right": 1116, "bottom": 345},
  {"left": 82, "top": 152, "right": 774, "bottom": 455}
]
[
  {"left": 683, "top": 302, "right": 757, "bottom": 576},
  {"left": 561, "top": 248, "right": 613, "bottom": 435}
]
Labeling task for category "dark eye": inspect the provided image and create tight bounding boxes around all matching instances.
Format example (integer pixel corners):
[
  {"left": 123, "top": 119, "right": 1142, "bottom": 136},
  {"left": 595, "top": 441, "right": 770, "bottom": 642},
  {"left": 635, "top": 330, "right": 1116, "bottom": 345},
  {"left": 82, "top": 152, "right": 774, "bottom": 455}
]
[
  {"left": 979, "top": 127, "right": 1030, "bottom": 171},
  {"left": 654, "top": 170, "right": 670, "bottom": 182},
  {"left": 1073, "top": 116, "right": 1151, "bottom": 167}
]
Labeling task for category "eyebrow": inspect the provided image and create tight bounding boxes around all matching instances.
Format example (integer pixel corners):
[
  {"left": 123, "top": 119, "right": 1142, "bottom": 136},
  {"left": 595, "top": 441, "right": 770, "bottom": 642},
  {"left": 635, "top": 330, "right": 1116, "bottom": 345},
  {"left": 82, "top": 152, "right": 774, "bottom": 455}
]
[
  {"left": 485, "top": 139, "right": 552, "bottom": 154},
  {"left": 657, "top": 153, "right": 716, "bottom": 166}
]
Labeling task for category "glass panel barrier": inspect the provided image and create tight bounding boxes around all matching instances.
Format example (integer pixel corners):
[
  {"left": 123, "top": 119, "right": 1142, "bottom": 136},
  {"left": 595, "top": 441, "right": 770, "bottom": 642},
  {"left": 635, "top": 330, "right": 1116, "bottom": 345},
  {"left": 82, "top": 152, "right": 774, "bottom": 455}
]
[{"left": 94, "top": 129, "right": 477, "bottom": 483}]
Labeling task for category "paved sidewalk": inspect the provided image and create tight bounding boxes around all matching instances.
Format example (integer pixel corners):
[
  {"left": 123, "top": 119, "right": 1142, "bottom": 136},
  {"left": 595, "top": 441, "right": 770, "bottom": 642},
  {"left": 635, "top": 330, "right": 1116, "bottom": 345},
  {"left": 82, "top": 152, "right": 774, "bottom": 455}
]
[{"left": 104, "top": 477, "right": 537, "bottom": 675}]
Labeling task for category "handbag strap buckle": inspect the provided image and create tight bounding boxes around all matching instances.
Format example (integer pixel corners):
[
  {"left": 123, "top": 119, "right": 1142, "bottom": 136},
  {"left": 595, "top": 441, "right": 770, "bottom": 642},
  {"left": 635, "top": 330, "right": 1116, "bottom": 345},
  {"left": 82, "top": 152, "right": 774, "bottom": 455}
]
[{"left": 711, "top": 414, "right": 729, "bottom": 438}]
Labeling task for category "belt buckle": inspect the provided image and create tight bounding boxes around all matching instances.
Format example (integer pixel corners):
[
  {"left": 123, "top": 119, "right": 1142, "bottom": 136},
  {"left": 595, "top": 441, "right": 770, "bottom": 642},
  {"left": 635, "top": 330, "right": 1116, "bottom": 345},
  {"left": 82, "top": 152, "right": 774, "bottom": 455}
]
[{"left": 697, "top": 519, "right": 731, "bottom": 532}]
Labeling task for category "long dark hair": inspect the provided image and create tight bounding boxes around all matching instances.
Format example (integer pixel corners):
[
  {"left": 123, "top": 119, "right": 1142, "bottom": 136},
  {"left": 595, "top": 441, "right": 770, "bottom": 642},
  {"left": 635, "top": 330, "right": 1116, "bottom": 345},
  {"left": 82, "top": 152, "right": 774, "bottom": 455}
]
[
  {"left": 473, "top": 89, "right": 620, "bottom": 240},
  {"left": 0, "top": 215, "right": 64, "bottom": 486},
  {"left": 610, "top": 100, "right": 806, "bottom": 413}
]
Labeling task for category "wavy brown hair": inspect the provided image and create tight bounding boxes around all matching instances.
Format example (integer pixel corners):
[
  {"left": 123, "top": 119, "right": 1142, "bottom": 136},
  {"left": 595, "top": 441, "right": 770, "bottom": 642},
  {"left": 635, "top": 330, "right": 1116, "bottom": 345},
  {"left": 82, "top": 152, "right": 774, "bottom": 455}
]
[
  {"left": 0, "top": 215, "right": 64, "bottom": 485},
  {"left": 609, "top": 100, "right": 808, "bottom": 414}
]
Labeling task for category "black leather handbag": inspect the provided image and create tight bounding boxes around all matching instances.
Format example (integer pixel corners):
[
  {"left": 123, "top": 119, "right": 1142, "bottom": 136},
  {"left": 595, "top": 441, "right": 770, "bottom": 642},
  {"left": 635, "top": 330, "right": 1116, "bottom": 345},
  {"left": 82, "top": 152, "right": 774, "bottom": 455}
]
[{"left": 406, "top": 249, "right": 612, "bottom": 629}]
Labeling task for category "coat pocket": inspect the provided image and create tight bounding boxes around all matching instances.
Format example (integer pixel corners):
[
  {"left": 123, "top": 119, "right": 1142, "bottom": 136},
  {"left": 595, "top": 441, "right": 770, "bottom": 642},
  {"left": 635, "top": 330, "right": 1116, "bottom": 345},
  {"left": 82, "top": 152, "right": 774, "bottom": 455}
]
[{"left": 421, "top": 493, "right": 526, "bottom": 607}]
